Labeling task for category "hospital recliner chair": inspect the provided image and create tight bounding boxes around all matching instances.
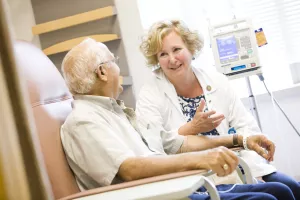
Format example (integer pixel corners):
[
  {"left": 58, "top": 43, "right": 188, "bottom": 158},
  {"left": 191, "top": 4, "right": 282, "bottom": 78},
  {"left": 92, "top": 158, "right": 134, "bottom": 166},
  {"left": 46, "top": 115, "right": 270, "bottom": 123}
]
[{"left": 14, "top": 41, "right": 256, "bottom": 200}]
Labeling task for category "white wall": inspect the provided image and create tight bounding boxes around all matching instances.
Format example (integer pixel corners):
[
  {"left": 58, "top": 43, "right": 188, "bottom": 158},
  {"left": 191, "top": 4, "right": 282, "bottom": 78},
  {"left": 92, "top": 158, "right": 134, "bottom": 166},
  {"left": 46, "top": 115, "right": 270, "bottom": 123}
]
[
  {"left": 114, "top": 0, "right": 152, "bottom": 97},
  {"left": 137, "top": 0, "right": 185, "bottom": 29},
  {"left": 7, "top": 0, "right": 40, "bottom": 47},
  {"left": 242, "top": 86, "right": 300, "bottom": 181}
]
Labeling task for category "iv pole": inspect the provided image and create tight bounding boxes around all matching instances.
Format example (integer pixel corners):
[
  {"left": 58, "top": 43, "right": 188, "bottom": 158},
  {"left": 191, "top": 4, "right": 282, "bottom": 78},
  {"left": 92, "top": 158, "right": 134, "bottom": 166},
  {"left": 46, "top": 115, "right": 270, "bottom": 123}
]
[
  {"left": 246, "top": 77, "right": 262, "bottom": 130},
  {"left": 229, "top": 3, "right": 263, "bottom": 130}
]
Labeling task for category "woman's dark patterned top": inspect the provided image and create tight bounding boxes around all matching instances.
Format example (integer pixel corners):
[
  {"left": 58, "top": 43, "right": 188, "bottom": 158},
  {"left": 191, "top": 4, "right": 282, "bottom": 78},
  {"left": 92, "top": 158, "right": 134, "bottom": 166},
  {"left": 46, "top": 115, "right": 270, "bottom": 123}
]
[{"left": 178, "top": 94, "right": 219, "bottom": 136}]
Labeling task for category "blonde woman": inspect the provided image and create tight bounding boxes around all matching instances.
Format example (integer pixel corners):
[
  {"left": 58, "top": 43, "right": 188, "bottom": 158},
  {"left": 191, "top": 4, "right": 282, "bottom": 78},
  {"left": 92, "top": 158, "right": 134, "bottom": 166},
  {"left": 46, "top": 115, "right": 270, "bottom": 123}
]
[{"left": 136, "top": 20, "right": 300, "bottom": 199}]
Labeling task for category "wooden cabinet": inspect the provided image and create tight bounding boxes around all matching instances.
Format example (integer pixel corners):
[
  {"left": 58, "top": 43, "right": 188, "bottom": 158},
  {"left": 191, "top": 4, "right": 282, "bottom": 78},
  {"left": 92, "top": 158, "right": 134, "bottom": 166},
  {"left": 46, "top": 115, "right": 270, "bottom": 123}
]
[{"left": 31, "top": 0, "right": 135, "bottom": 107}]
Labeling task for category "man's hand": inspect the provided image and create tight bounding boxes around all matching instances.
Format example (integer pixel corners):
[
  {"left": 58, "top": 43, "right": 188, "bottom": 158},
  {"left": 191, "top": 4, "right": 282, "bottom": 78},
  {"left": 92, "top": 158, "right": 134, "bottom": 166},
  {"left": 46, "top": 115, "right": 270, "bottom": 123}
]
[
  {"left": 190, "top": 99, "right": 225, "bottom": 133},
  {"left": 199, "top": 146, "right": 239, "bottom": 177},
  {"left": 246, "top": 135, "right": 275, "bottom": 162}
]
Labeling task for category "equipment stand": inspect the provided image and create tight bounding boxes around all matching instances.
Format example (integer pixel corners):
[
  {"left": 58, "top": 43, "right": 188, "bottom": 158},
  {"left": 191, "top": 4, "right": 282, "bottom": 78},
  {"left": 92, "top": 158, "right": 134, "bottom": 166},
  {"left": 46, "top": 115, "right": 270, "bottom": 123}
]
[{"left": 246, "top": 77, "right": 262, "bottom": 130}]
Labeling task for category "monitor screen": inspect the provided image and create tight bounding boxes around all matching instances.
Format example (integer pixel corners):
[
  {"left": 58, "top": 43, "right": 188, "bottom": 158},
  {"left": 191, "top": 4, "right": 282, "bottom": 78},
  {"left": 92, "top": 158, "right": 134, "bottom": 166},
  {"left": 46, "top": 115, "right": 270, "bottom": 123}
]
[{"left": 216, "top": 35, "right": 239, "bottom": 63}]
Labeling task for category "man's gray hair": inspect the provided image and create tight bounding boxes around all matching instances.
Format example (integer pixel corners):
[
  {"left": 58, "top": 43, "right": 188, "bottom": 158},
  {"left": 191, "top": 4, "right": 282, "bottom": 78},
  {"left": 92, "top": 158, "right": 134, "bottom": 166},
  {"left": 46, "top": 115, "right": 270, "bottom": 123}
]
[{"left": 61, "top": 38, "right": 112, "bottom": 94}]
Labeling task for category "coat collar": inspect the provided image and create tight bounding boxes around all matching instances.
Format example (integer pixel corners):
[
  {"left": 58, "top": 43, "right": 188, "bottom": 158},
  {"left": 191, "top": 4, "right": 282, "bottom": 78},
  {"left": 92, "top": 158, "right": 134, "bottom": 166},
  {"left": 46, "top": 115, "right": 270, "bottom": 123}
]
[{"left": 152, "top": 66, "right": 218, "bottom": 115}]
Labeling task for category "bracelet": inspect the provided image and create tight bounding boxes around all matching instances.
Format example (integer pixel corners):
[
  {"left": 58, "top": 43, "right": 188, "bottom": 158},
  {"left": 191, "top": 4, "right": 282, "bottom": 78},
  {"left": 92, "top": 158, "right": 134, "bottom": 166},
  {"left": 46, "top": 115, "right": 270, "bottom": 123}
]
[{"left": 243, "top": 136, "right": 250, "bottom": 150}]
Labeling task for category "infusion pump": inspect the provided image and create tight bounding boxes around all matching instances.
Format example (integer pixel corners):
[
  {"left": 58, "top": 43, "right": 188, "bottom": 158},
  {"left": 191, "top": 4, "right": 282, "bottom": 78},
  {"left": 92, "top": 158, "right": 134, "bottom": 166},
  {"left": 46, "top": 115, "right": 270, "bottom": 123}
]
[{"left": 209, "top": 18, "right": 262, "bottom": 79}]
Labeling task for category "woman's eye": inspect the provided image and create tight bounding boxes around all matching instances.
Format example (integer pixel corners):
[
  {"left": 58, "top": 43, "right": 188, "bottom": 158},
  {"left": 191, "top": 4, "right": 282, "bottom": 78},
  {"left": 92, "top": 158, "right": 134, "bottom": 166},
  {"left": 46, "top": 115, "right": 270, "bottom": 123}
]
[
  {"left": 160, "top": 53, "right": 166, "bottom": 57},
  {"left": 174, "top": 48, "right": 181, "bottom": 52}
]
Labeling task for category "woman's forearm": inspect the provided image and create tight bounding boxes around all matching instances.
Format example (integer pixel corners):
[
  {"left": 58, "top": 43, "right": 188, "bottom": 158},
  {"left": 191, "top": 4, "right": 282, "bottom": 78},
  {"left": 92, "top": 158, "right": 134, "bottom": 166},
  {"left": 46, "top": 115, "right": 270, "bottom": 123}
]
[
  {"left": 181, "top": 135, "right": 243, "bottom": 153},
  {"left": 178, "top": 121, "right": 198, "bottom": 135}
]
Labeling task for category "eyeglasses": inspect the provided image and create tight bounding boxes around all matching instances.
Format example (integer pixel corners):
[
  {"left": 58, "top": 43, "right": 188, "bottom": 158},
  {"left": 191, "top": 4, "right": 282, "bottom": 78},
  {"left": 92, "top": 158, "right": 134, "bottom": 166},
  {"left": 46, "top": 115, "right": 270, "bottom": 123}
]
[{"left": 94, "top": 56, "right": 119, "bottom": 73}]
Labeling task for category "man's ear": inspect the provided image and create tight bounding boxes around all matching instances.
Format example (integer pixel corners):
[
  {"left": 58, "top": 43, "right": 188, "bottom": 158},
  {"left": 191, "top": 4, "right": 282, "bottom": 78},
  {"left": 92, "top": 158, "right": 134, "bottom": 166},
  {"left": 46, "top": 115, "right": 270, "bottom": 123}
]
[{"left": 97, "top": 65, "right": 108, "bottom": 82}]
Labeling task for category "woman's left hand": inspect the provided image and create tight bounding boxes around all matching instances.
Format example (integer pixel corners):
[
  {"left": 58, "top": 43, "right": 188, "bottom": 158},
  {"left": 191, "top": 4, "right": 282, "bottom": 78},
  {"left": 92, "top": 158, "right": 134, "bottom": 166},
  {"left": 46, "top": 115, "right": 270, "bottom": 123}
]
[{"left": 246, "top": 135, "right": 275, "bottom": 162}]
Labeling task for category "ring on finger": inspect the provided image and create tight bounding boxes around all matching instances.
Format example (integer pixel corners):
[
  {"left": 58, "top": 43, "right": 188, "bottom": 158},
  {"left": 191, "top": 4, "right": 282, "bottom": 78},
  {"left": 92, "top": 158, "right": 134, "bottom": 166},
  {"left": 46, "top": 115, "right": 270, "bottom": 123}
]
[{"left": 223, "top": 164, "right": 229, "bottom": 171}]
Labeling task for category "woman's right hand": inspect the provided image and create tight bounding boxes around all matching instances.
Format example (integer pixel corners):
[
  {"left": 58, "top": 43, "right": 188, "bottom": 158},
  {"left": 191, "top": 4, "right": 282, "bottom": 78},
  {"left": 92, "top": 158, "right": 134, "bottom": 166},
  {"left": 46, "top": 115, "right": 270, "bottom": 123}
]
[{"left": 190, "top": 99, "right": 225, "bottom": 134}]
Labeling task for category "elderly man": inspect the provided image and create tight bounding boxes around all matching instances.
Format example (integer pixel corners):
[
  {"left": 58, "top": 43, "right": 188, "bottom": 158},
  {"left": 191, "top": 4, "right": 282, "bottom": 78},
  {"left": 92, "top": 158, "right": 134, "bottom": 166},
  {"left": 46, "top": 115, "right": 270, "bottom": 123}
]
[{"left": 60, "top": 38, "right": 295, "bottom": 200}]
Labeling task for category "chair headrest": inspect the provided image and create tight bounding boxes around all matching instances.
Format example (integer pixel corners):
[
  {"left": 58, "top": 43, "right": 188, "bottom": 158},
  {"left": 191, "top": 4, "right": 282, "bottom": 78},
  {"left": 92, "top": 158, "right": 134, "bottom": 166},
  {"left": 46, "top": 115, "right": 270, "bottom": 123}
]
[{"left": 14, "top": 41, "right": 71, "bottom": 106}]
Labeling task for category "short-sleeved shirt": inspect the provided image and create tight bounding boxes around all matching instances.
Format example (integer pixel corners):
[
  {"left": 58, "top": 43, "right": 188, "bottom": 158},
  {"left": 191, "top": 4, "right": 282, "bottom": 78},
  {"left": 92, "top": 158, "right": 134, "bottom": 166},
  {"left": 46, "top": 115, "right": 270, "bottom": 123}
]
[
  {"left": 60, "top": 95, "right": 184, "bottom": 190},
  {"left": 178, "top": 95, "right": 219, "bottom": 136}
]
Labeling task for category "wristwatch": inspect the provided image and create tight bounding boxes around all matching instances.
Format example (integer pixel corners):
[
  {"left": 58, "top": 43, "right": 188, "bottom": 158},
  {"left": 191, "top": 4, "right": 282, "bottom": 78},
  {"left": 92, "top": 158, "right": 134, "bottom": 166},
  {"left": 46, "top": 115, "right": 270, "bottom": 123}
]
[{"left": 233, "top": 134, "right": 239, "bottom": 147}]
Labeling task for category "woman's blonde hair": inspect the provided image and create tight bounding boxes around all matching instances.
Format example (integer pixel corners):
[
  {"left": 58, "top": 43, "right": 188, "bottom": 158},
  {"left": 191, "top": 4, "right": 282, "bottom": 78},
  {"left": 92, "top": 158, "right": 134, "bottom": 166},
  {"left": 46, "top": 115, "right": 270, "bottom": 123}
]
[{"left": 140, "top": 20, "right": 204, "bottom": 67}]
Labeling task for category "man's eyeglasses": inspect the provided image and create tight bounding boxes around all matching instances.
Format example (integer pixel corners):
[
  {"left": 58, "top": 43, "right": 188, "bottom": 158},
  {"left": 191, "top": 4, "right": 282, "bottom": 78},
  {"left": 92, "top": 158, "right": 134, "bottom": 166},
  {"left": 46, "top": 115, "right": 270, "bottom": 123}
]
[{"left": 94, "top": 56, "right": 119, "bottom": 73}]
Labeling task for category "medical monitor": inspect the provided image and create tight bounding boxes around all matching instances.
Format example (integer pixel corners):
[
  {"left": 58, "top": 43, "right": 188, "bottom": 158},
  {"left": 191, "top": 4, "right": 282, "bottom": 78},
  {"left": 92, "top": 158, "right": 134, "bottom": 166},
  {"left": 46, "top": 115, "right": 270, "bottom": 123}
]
[{"left": 209, "top": 19, "right": 262, "bottom": 79}]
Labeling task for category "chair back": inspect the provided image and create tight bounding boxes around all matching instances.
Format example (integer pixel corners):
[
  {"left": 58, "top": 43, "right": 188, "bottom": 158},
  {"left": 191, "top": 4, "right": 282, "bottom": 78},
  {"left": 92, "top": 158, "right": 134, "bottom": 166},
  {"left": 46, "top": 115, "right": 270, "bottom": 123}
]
[{"left": 14, "top": 41, "right": 80, "bottom": 199}]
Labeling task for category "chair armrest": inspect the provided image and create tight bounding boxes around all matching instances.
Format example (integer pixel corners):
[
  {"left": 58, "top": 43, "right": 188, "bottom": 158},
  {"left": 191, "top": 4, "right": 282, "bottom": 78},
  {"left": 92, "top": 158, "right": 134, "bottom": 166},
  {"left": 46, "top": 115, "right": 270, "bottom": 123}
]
[
  {"left": 59, "top": 170, "right": 213, "bottom": 200},
  {"left": 73, "top": 174, "right": 207, "bottom": 200},
  {"left": 237, "top": 157, "right": 257, "bottom": 184},
  {"left": 231, "top": 147, "right": 258, "bottom": 184}
]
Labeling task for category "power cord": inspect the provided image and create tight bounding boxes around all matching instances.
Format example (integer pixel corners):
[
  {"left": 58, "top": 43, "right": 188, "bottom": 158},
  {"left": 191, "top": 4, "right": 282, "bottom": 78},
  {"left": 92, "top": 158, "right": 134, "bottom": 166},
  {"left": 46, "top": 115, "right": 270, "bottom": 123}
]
[{"left": 257, "top": 74, "right": 300, "bottom": 137}]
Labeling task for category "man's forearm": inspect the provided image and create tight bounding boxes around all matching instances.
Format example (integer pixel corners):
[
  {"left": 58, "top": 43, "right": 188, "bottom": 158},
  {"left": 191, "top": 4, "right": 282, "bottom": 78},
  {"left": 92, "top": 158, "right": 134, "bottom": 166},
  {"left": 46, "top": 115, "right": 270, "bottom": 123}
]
[
  {"left": 118, "top": 153, "right": 208, "bottom": 181},
  {"left": 180, "top": 134, "right": 243, "bottom": 153}
]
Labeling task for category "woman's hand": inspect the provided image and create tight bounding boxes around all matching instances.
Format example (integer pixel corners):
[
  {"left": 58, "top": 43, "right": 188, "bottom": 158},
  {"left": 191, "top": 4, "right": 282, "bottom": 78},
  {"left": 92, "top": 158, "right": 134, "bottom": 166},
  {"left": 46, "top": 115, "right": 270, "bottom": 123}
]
[
  {"left": 246, "top": 135, "right": 276, "bottom": 162},
  {"left": 190, "top": 99, "right": 225, "bottom": 134}
]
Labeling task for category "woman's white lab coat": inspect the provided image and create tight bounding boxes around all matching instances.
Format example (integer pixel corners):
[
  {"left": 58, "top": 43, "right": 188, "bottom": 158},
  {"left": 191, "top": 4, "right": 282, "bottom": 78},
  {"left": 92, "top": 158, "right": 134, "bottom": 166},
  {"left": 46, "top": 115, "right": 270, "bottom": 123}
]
[{"left": 136, "top": 66, "right": 276, "bottom": 180}]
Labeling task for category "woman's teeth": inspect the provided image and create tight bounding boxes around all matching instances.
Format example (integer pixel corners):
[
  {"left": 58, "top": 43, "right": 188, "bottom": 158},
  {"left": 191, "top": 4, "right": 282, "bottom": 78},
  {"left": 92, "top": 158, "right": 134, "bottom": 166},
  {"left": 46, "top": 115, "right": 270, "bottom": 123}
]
[{"left": 171, "top": 64, "right": 182, "bottom": 70}]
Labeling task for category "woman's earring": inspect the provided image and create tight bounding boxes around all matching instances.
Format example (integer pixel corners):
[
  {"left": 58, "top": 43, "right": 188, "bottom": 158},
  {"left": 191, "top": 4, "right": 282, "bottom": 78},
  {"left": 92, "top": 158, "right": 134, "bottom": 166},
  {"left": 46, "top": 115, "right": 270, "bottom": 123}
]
[{"left": 192, "top": 57, "right": 195, "bottom": 60}]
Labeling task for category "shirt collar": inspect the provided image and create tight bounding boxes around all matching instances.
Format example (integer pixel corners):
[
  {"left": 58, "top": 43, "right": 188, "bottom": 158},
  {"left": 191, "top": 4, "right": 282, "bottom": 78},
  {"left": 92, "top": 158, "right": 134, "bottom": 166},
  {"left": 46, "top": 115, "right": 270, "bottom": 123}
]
[{"left": 73, "top": 95, "right": 125, "bottom": 110}]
